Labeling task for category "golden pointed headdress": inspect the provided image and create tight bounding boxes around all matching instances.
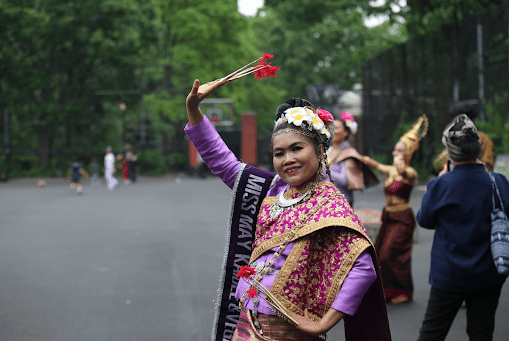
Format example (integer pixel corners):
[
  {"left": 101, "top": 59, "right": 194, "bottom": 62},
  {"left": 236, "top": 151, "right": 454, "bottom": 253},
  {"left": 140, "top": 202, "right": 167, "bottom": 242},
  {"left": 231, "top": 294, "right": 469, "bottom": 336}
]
[{"left": 399, "top": 114, "right": 429, "bottom": 159}]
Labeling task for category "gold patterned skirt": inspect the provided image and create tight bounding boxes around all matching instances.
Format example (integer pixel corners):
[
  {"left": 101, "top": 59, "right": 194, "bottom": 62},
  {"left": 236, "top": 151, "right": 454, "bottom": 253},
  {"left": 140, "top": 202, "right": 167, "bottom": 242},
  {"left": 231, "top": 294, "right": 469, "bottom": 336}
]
[{"left": 231, "top": 308, "right": 321, "bottom": 341}]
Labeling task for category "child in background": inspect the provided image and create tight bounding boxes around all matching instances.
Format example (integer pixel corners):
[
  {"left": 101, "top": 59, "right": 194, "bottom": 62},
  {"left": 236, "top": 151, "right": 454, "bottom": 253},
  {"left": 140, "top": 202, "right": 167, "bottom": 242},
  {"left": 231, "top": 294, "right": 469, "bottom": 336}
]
[
  {"left": 68, "top": 158, "right": 89, "bottom": 194},
  {"left": 90, "top": 156, "right": 99, "bottom": 186}
]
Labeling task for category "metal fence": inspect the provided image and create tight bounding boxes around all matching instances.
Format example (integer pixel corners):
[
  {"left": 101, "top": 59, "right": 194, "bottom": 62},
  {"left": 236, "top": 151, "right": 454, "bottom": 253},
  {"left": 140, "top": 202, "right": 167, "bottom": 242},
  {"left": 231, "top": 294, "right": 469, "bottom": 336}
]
[{"left": 362, "top": 3, "right": 509, "bottom": 166}]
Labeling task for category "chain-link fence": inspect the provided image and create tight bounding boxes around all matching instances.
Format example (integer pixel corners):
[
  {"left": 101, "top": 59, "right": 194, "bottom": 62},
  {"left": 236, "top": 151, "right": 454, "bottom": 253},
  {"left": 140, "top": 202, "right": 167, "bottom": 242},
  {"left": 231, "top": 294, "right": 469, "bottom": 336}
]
[{"left": 362, "top": 3, "right": 509, "bottom": 170}]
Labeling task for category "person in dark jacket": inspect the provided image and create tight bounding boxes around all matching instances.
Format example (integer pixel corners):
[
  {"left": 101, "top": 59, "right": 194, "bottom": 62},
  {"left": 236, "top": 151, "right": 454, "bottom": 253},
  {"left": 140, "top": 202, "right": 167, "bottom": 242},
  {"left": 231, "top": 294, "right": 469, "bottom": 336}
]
[{"left": 416, "top": 114, "right": 508, "bottom": 341}]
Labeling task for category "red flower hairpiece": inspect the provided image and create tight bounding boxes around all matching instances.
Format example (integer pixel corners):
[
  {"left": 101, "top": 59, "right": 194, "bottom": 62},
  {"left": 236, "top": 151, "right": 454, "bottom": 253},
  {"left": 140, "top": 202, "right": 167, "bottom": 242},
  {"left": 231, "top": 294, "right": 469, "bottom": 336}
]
[
  {"left": 236, "top": 265, "right": 257, "bottom": 279},
  {"left": 198, "top": 53, "right": 280, "bottom": 94},
  {"left": 317, "top": 109, "right": 334, "bottom": 123},
  {"left": 341, "top": 111, "right": 355, "bottom": 122},
  {"left": 340, "top": 111, "right": 358, "bottom": 134}
]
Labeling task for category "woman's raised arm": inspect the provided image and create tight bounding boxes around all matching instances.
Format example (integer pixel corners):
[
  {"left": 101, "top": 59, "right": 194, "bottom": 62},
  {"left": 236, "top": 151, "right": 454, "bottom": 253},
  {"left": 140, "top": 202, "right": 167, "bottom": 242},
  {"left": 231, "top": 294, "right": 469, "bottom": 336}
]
[
  {"left": 184, "top": 79, "right": 243, "bottom": 189},
  {"left": 362, "top": 155, "right": 391, "bottom": 176},
  {"left": 186, "top": 79, "right": 226, "bottom": 126}
]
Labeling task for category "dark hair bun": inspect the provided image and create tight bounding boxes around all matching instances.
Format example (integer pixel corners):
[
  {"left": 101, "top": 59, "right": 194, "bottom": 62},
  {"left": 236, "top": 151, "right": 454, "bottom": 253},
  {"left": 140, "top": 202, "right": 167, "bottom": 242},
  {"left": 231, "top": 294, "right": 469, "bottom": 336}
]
[
  {"left": 451, "top": 121, "right": 479, "bottom": 142},
  {"left": 463, "top": 127, "right": 481, "bottom": 143},
  {"left": 276, "top": 97, "right": 314, "bottom": 119}
]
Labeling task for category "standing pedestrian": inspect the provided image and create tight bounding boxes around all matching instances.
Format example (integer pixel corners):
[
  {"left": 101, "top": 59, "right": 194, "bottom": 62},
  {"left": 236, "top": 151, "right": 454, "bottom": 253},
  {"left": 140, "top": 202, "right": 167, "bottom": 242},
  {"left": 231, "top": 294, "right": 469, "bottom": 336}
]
[
  {"left": 104, "top": 146, "right": 118, "bottom": 190},
  {"left": 128, "top": 148, "right": 137, "bottom": 183},
  {"left": 432, "top": 102, "right": 495, "bottom": 174},
  {"left": 116, "top": 143, "right": 133, "bottom": 185},
  {"left": 68, "top": 158, "right": 89, "bottom": 194},
  {"left": 416, "top": 114, "right": 508, "bottom": 341},
  {"left": 90, "top": 156, "right": 99, "bottom": 186}
]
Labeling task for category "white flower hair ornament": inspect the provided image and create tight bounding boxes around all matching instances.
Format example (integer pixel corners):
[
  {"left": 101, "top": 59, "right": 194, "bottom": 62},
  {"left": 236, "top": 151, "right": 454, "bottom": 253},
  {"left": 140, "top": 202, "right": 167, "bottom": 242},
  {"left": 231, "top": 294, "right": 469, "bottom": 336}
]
[{"left": 275, "top": 107, "right": 335, "bottom": 147}]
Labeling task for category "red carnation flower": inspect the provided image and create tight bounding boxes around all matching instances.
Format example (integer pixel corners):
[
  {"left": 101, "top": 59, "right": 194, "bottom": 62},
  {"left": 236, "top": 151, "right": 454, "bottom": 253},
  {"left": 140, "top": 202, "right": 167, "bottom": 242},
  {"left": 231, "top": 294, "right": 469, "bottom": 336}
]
[
  {"left": 236, "top": 265, "right": 257, "bottom": 279},
  {"left": 261, "top": 53, "right": 274, "bottom": 62},
  {"left": 265, "top": 65, "right": 280, "bottom": 78},
  {"left": 254, "top": 63, "right": 280, "bottom": 80},
  {"left": 198, "top": 53, "right": 279, "bottom": 94},
  {"left": 254, "top": 62, "right": 269, "bottom": 79},
  {"left": 247, "top": 288, "right": 258, "bottom": 298}
]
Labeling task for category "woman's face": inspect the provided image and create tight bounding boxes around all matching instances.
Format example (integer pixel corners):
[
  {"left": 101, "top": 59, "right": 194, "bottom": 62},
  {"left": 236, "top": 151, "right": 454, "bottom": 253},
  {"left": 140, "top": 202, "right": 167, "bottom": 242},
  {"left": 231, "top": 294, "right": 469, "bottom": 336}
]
[
  {"left": 332, "top": 120, "right": 348, "bottom": 144},
  {"left": 272, "top": 131, "right": 320, "bottom": 188},
  {"left": 393, "top": 141, "right": 407, "bottom": 163}
]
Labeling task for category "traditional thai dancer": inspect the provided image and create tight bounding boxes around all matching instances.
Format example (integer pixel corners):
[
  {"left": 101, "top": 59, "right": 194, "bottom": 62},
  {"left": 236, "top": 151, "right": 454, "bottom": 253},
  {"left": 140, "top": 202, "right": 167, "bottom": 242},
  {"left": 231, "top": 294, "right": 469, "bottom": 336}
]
[
  {"left": 326, "top": 111, "right": 378, "bottom": 207},
  {"left": 362, "top": 115, "right": 428, "bottom": 304},
  {"left": 185, "top": 78, "right": 391, "bottom": 341}
]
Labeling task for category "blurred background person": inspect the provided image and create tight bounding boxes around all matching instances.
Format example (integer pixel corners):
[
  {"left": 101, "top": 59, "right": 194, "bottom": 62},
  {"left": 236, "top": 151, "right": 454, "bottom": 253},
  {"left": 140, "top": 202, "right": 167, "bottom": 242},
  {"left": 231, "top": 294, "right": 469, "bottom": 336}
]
[
  {"left": 104, "top": 146, "right": 118, "bottom": 190},
  {"left": 432, "top": 102, "right": 494, "bottom": 174},
  {"left": 128, "top": 148, "right": 137, "bottom": 183},
  {"left": 326, "top": 111, "right": 378, "bottom": 207},
  {"left": 116, "top": 143, "right": 133, "bottom": 185},
  {"left": 362, "top": 115, "right": 428, "bottom": 304},
  {"left": 68, "top": 157, "right": 89, "bottom": 195},
  {"left": 90, "top": 156, "right": 99, "bottom": 186},
  {"left": 416, "top": 114, "right": 508, "bottom": 341}
]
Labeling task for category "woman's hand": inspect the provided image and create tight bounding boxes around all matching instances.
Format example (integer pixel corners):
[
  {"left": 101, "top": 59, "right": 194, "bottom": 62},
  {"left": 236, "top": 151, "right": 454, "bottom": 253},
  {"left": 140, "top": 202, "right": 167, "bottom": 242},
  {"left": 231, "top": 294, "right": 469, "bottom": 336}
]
[
  {"left": 287, "top": 308, "right": 345, "bottom": 336},
  {"left": 186, "top": 79, "right": 226, "bottom": 126}
]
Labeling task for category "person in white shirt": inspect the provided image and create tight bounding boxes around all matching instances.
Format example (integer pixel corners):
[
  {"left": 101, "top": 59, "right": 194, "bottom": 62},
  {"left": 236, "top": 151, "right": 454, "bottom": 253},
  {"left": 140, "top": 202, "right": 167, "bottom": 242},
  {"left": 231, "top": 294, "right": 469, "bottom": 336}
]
[{"left": 104, "top": 146, "right": 118, "bottom": 190}]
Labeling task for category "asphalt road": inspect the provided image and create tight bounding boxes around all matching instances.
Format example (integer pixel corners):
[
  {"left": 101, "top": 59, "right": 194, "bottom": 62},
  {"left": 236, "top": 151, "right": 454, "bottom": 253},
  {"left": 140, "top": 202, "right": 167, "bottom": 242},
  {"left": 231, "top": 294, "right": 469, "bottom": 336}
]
[{"left": 0, "top": 176, "right": 507, "bottom": 341}]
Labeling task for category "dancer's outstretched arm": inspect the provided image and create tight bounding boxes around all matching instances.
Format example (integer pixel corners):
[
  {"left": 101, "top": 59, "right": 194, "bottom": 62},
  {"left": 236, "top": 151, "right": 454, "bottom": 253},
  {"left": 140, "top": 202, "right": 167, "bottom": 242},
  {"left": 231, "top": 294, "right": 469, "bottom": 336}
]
[
  {"left": 186, "top": 79, "right": 225, "bottom": 126},
  {"left": 184, "top": 79, "right": 242, "bottom": 189}
]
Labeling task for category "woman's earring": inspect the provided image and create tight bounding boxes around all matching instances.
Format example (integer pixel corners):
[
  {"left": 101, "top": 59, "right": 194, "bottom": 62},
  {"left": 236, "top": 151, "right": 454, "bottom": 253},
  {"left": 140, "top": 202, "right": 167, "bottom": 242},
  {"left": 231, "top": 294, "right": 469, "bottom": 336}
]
[{"left": 316, "top": 154, "right": 324, "bottom": 181}]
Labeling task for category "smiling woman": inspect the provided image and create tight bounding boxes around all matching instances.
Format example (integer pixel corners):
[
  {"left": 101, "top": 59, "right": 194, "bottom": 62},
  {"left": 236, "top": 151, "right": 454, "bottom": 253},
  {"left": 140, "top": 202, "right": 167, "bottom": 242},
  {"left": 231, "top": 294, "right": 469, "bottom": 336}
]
[
  {"left": 185, "top": 79, "right": 392, "bottom": 341},
  {"left": 272, "top": 133, "right": 320, "bottom": 191}
]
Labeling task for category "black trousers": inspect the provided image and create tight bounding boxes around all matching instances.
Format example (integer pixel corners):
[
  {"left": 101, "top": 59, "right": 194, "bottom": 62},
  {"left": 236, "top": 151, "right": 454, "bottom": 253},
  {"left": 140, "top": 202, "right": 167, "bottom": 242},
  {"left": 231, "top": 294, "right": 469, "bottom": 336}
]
[{"left": 417, "top": 283, "right": 504, "bottom": 341}]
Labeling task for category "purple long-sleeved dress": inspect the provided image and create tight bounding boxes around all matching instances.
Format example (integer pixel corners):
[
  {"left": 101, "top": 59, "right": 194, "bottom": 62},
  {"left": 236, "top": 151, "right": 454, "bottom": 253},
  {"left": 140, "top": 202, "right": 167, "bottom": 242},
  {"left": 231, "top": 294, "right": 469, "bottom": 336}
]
[
  {"left": 327, "top": 141, "right": 354, "bottom": 204},
  {"left": 185, "top": 116, "right": 376, "bottom": 316}
]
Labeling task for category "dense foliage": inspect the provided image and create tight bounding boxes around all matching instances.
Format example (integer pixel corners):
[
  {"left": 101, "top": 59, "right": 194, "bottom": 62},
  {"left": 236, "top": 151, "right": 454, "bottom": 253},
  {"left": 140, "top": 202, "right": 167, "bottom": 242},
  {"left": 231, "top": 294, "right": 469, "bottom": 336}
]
[
  {"left": 1, "top": 0, "right": 158, "bottom": 173},
  {"left": 1, "top": 0, "right": 505, "bottom": 177}
]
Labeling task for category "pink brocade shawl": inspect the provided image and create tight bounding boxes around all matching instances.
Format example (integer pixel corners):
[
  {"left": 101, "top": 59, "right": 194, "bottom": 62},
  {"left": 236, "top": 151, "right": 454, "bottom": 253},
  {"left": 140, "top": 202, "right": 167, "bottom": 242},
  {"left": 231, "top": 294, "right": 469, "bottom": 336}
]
[{"left": 250, "top": 181, "right": 372, "bottom": 321}]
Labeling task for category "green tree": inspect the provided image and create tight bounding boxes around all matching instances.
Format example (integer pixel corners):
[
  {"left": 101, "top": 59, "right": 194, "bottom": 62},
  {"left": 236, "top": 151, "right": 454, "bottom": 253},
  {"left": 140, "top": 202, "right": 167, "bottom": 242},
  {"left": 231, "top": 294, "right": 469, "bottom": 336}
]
[
  {"left": 252, "top": 0, "right": 407, "bottom": 100},
  {"left": 380, "top": 0, "right": 508, "bottom": 36},
  {"left": 0, "top": 0, "right": 158, "bottom": 166},
  {"left": 476, "top": 92, "right": 509, "bottom": 157},
  {"left": 147, "top": 0, "right": 286, "bottom": 139}
]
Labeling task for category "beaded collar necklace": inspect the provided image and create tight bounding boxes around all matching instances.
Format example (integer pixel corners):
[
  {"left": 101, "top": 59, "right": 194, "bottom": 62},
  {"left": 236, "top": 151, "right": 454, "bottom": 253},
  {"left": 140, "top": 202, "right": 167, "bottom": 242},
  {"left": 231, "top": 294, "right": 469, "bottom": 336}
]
[{"left": 269, "top": 185, "right": 312, "bottom": 218}]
